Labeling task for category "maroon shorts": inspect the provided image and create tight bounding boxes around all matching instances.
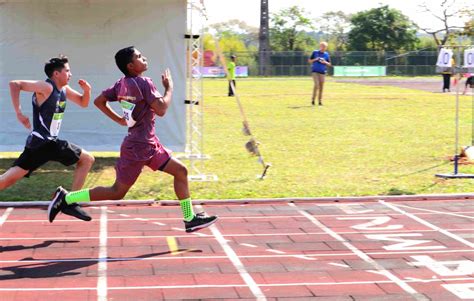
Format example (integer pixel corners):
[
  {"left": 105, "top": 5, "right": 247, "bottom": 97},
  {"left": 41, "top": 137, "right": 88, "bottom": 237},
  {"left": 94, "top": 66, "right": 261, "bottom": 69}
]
[{"left": 115, "top": 140, "right": 172, "bottom": 186}]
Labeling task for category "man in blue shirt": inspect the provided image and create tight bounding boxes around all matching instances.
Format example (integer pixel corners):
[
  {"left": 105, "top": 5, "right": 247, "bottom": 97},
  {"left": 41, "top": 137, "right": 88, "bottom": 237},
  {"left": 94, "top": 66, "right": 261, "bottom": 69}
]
[{"left": 308, "top": 42, "right": 331, "bottom": 106}]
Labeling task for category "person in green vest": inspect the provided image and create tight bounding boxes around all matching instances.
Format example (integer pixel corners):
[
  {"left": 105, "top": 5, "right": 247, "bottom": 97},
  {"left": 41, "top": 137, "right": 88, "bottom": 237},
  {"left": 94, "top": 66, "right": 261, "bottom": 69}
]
[{"left": 227, "top": 55, "right": 237, "bottom": 96}]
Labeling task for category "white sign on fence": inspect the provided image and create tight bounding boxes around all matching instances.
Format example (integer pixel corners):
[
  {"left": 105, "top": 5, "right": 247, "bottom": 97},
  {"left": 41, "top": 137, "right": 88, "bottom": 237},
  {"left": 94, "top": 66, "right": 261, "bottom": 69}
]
[
  {"left": 436, "top": 48, "right": 453, "bottom": 67},
  {"left": 464, "top": 48, "right": 474, "bottom": 68}
]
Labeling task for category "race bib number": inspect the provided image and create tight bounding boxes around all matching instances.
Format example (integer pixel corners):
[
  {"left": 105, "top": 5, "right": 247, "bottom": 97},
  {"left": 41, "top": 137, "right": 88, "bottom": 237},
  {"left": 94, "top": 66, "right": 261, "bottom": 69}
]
[
  {"left": 464, "top": 48, "right": 474, "bottom": 68},
  {"left": 120, "top": 100, "right": 137, "bottom": 127},
  {"left": 50, "top": 112, "right": 63, "bottom": 137},
  {"left": 437, "top": 48, "right": 453, "bottom": 67}
]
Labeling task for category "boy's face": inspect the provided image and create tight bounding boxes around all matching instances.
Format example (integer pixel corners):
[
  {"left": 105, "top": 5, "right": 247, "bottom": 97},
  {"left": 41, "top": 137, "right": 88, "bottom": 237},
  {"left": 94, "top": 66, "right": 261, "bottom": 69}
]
[
  {"left": 54, "top": 63, "right": 72, "bottom": 86},
  {"left": 128, "top": 49, "right": 148, "bottom": 74},
  {"left": 320, "top": 44, "right": 327, "bottom": 52}
]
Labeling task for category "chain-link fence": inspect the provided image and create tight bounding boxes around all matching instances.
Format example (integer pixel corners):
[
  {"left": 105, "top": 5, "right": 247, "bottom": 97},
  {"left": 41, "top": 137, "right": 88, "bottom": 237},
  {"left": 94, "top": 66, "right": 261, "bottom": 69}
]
[{"left": 219, "top": 50, "right": 439, "bottom": 76}]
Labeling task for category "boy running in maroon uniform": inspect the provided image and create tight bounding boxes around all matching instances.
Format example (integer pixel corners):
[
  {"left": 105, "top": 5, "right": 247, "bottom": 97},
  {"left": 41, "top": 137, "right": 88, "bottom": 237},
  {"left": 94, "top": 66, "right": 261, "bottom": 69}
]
[{"left": 47, "top": 47, "right": 217, "bottom": 232}]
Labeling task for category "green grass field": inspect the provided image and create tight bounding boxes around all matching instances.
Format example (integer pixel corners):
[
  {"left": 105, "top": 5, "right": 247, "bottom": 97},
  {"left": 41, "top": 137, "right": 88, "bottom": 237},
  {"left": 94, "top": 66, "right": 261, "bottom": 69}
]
[{"left": 1, "top": 77, "right": 474, "bottom": 201}]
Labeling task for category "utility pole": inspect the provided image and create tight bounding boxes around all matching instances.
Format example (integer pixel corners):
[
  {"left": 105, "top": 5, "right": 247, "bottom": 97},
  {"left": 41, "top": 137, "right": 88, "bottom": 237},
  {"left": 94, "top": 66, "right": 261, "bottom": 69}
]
[{"left": 258, "top": 0, "right": 270, "bottom": 76}]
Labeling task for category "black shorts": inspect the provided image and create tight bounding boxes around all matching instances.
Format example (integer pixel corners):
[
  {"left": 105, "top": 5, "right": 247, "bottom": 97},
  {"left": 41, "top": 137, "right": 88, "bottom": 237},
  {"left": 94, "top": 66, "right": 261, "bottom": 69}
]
[
  {"left": 467, "top": 76, "right": 474, "bottom": 87},
  {"left": 13, "top": 139, "right": 82, "bottom": 177}
]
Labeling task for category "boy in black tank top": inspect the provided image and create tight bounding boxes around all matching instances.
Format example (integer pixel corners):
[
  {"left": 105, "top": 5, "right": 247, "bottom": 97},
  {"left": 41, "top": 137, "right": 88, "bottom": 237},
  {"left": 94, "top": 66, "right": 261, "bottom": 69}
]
[{"left": 1, "top": 56, "right": 94, "bottom": 221}]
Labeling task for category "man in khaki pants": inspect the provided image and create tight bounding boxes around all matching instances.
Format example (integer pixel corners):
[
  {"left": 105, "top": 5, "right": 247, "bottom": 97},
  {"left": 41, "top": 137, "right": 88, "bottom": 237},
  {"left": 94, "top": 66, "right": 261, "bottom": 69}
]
[{"left": 308, "top": 42, "right": 331, "bottom": 106}]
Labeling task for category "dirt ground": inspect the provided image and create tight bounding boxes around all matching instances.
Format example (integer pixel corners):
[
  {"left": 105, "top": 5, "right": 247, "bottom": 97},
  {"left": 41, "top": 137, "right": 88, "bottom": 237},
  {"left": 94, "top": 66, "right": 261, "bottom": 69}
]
[{"left": 334, "top": 77, "right": 474, "bottom": 95}]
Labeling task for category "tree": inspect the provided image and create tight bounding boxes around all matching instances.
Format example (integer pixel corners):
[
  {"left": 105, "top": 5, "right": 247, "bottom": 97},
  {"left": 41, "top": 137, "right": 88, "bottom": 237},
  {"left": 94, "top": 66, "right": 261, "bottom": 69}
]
[
  {"left": 347, "top": 6, "right": 419, "bottom": 51},
  {"left": 202, "top": 33, "right": 257, "bottom": 71},
  {"left": 417, "top": 0, "right": 473, "bottom": 45},
  {"left": 270, "top": 6, "right": 316, "bottom": 51},
  {"left": 462, "top": 17, "right": 474, "bottom": 37},
  {"left": 206, "top": 19, "right": 258, "bottom": 48},
  {"left": 319, "top": 11, "right": 352, "bottom": 50}
]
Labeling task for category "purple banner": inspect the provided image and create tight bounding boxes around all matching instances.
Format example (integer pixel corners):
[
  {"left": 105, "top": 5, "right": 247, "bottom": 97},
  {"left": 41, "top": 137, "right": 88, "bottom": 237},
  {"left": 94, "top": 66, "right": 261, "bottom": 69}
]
[{"left": 193, "top": 66, "right": 248, "bottom": 78}]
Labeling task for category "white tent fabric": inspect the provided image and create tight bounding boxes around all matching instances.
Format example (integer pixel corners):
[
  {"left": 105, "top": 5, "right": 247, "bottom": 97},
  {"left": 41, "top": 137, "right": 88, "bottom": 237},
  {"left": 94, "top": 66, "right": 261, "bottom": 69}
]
[{"left": 0, "top": 0, "right": 186, "bottom": 151}]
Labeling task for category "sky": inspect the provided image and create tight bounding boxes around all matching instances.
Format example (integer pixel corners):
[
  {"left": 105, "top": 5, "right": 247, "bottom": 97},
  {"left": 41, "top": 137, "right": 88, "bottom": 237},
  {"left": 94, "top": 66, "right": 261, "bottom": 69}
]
[{"left": 202, "top": 0, "right": 471, "bottom": 31}]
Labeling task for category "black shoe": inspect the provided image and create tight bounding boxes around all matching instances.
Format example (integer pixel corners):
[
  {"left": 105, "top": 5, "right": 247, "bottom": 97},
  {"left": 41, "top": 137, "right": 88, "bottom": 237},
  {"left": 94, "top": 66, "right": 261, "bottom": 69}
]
[
  {"left": 48, "top": 186, "right": 68, "bottom": 223},
  {"left": 184, "top": 212, "right": 218, "bottom": 233},
  {"left": 311, "top": 100, "right": 315, "bottom": 105},
  {"left": 318, "top": 101, "right": 323, "bottom": 106},
  {"left": 62, "top": 203, "right": 92, "bottom": 221}
]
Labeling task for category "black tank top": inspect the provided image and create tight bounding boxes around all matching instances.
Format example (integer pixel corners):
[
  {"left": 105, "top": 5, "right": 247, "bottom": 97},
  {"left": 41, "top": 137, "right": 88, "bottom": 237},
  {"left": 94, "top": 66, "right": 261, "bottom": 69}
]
[{"left": 26, "top": 78, "right": 67, "bottom": 148}]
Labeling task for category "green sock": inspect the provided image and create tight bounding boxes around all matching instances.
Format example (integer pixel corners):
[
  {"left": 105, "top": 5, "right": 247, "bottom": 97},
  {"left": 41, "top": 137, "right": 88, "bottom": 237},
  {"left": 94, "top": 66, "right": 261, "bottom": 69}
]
[
  {"left": 65, "top": 189, "right": 91, "bottom": 204},
  {"left": 180, "top": 198, "right": 195, "bottom": 222}
]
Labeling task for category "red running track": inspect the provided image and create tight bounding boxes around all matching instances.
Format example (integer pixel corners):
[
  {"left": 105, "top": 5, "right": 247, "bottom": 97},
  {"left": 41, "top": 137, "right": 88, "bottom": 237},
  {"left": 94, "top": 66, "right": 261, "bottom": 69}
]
[{"left": 0, "top": 199, "right": 473, "bottom": 300}]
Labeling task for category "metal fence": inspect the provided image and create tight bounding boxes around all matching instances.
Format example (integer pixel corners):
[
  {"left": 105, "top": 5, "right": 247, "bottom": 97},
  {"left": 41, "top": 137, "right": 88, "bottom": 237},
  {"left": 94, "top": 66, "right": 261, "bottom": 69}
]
[{"left": 221, "top": 51, "right": 439, "bottom": 76}]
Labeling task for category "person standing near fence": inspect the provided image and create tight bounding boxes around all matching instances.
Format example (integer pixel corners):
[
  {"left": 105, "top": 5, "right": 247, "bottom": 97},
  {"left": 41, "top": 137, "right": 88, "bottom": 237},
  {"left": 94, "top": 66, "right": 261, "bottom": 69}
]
[
  {"left": 308, "top": 42, "right": 331, "bottom": 106},
  {"left": 227, "top": 55, "right": 236, "bottom": 96},
  {"left": 441, "top": 57, "right": 455, "bottom": 93}
]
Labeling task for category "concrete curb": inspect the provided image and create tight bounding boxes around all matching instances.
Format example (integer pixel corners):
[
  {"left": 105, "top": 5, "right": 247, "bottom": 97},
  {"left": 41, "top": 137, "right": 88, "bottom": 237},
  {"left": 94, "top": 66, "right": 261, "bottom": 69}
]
[
  {"left": 1, "top": 193, "right": 473, "bottom": 208},
  {"left": 159, "top": 193, "right": 474, "bottom": 206}
]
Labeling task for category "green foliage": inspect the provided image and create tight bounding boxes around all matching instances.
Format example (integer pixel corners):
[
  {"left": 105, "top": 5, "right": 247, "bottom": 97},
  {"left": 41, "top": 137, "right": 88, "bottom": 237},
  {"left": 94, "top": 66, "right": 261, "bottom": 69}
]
[
  {"left": 207, "top": 19, "right": 259, "bottom": 48},
  {"left": 203, "top": 33, "right": 216, "bottom": 51},
  {"left": 416, "top": 36, "right": 438, "bottom": 50},
  {"left": 319, "top": 11, "right": 352, "bottom": 51},
  {"left": 270, "top": 6, "right": 317, "bottom": 51},
  {"left": 348, "top": 5, "right": 419, "bottom": 51},
  {"left": 463, "top": 18, "right": 474, "bottom": 37}
]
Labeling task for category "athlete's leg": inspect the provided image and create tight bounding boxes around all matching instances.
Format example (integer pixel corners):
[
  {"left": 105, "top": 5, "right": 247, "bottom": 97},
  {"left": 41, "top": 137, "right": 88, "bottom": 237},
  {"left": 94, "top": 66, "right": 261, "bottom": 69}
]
[
  {"left": 88, "top": 180, "right": 132, "bottom": 201},
  {"left": 318, "top": 74, "right": 326, "bottom": 104},
  {"left": 161, "top": 157, "right": 189, "bottom": 200},
  {"left": 311, "top": 73, "right": 319, "bottom": 104},
  {"left": 0, "top": 167, "right": 29, "bottom": 190},
  {"left": 160, "top": 157, "right": 217, "bottom": 232},
  {"left": 71, "top": 150, "right": 95, "bottom": 190}
]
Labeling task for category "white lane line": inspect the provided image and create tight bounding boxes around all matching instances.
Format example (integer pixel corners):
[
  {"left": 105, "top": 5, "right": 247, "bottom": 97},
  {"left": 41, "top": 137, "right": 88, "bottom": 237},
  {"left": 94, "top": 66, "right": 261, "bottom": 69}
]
[
  {"left": 119, "top": 214, "right": 130, "bottom": 217},
  {"left": 1, "top": 228, "right": 471, "bottom": 241},
  {"left": 389, "top": 203, "right": 474, "bottom": 219},
  {"left": 288, "top": 203, "right": 427, "bottom": 301},
  {"left": 266, "top": 249, "right": 286, "bottom": 254},
  {"left": 97, "top": 206, "right": 108, "bottom": 301},
  {"left": 0, "top": 208, "right": 13, "bottom": 226},
  {"left": 240, "top": 243, "right": 258, "bottom": 248},
  {"left": 193, "top": 232, "right": 210, "bottom": 237},
  {"left": 328, "top": 262, "right": 350, "bottom": 268},
  {"left": 1, "top": 248, "right": 472, "bottom": 264},
  {"left": 379, "top": 201, "right": 474, "bottom": 249},
  {"left": 196, "top": 205, "right": 266, "bottom": 301},
  {"left": 172, "top": 227, "right": 184, "bottom": 231},
  {"left": 292, "top": 255, "right": 316, "bottom": 261},
  {"left": 153, "top": 222, "right": 166, "bottom": 226},
  {"left": 404, "top": 277, "right": 434, "bottom": 283},
  {"left": 0, "top": 277, "right": 471, "bottom": 291}
]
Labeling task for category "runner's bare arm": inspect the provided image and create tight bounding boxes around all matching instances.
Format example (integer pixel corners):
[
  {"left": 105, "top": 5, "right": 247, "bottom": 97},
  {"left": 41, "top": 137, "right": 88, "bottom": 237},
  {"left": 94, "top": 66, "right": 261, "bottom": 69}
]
[
  {"left": 94, "top": 94, "right": 127, "bottom": 126},
  {"left": 150, "top": 68, "right": 173, "bottom": 117},
  {"left": 9, "top": 80, "right": 53, "bottom": 129},
  {"left": 66, "top": 79, "right": 91, "bottom": 107}
]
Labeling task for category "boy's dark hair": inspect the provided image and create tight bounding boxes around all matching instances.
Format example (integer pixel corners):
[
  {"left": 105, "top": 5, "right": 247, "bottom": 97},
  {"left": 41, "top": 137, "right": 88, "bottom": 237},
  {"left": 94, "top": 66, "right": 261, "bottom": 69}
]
[
  {"left": 115, "top": 46, "right": 136, "bottom": 76},
  {"left": 44, "top": 55, "right": 68, "bottom": 78}
]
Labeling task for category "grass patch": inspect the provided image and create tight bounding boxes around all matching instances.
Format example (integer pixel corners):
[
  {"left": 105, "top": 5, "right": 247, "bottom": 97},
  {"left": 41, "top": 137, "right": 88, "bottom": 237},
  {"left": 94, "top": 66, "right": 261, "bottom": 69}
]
[{"left": 1, "top": 77, "right": 474, "bottom": 201}]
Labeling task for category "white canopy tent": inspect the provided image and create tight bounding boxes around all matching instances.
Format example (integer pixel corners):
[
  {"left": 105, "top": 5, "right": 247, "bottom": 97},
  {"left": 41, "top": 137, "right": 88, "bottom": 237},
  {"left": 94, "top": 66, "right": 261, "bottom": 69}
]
[{"left": 0, "top": 0, "right": 187, "bottom": 151}]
